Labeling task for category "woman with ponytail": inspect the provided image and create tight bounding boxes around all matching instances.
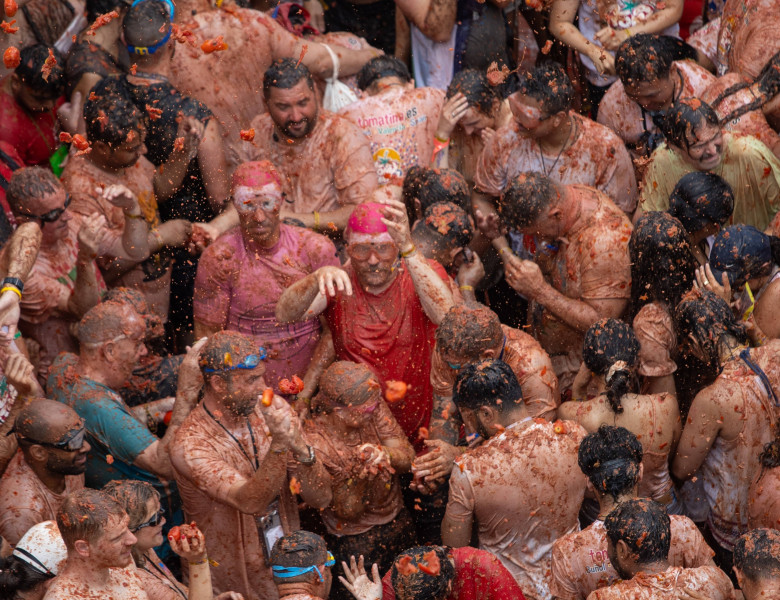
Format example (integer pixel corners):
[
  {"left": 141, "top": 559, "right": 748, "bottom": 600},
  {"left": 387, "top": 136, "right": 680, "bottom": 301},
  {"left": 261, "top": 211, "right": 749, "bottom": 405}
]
[
  {"left": 697, "top": 224, "right": 780, "bottom": 343},
  {"left": 558, "top": 318, "right": 683, "bottom": 515}
]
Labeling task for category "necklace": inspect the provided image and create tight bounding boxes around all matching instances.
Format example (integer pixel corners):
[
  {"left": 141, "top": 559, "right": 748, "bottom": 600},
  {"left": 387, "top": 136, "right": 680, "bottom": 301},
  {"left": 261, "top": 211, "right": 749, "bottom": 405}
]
[
  {"left": 141, "top": 557, "right": 187, "bottom": 599},
  {"left": 202, "top": 403, "right": 259, "bottom": 469},
  {"left": 538, "top": 115, "right": 576, "bottom": 177},
  {"left": 128, "top": 71, "right": 169, "bottom": 83}
]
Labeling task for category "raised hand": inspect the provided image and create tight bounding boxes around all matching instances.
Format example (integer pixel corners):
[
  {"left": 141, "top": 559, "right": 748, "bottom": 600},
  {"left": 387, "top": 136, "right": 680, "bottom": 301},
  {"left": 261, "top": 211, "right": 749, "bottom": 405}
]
[
  {"left": 77, "top": 213, "right": 109, "bottom": 258},
  {"left": 316, "top": 265, "right": 352, "bottom": 297},
  {"left": 100, "top": 184, "right": 138, "bottom": 213},
  {"left": 435, "top": 92, "right": 470, "bottom": 140},
  {"left": 339, "top": 555, "right": 382, "bottom": 600}
]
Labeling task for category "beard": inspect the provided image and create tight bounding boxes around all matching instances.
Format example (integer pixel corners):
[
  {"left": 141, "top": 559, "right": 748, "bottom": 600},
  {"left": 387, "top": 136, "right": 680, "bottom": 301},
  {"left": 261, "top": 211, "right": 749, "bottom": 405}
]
[{"left": 279, "top": 116, "right": 316, "bottom": 139}]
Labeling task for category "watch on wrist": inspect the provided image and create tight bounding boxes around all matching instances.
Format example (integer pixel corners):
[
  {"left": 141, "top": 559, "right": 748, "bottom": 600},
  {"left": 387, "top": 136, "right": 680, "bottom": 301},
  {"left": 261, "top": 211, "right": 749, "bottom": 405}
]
[
  {"left": 297, "top": 444, "right": 316, "bottom": 465},
  {"left": 2, "top": 277, "right": 24, "bottom": 294}
]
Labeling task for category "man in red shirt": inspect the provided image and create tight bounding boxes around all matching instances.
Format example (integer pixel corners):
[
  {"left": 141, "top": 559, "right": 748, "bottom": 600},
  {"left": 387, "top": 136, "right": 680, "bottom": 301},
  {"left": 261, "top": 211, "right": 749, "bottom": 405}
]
[
  {"left": 0, "top": 45, "right": 65, "bottom": 167},
  {"left": 276, "top": 200, "right": 454, "bottom": 452},
  {"left": 340, "top": 545, "right": 526, "bottom": 600}
]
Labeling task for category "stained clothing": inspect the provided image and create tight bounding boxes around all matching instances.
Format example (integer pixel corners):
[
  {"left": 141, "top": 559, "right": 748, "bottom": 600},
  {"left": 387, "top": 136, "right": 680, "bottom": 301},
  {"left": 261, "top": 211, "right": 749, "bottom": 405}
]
[
  {"left": 585, "top": 565, "right": 734, "bottom": 600},
  {"left": 0, "top": 78, "right": 61, "bottom": 166}
]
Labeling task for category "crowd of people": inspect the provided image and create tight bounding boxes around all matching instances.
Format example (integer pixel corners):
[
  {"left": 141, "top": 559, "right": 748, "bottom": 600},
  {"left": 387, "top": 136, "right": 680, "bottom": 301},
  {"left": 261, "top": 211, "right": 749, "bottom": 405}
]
[{"left": 0, "top": 0, "right": 778, "bottom": 599}]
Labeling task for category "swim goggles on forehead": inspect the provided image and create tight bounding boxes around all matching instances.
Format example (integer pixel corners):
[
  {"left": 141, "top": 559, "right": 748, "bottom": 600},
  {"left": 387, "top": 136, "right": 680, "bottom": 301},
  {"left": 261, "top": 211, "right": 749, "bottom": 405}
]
[
  {"left": 125, "top": 0, "right": 175, "bottom": 56},
  {"left": 202, "top": 348, "right": 267, "bottom": 373},
  {"left": 271, "top": 552, "right": 335, "bottom": 582}
]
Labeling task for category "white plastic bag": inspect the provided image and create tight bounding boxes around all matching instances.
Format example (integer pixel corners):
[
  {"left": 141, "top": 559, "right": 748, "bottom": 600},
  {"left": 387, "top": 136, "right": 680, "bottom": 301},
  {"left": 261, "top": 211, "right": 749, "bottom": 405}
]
[{"left": 321, "top": 44, "right": 358, "bottom": 112}]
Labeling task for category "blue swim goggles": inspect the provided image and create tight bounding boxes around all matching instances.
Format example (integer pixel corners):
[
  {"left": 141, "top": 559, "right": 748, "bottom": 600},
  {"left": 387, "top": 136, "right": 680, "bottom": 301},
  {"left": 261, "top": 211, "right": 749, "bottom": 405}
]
[
  {"left": 125, "top": 0, "right": 175, "bottom": 56},
  {"left": 202, "top": 347, "right": 267, "bottom": 374},
  {"left": 271, "top": 552, "right": 336, "bottom": 582}
]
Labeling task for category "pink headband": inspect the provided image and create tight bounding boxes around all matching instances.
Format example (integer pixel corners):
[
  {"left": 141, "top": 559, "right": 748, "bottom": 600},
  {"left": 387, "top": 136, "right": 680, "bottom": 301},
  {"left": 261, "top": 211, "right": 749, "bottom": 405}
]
[{"left": 232, "top": 160, "right": 282, "bottom": 190}]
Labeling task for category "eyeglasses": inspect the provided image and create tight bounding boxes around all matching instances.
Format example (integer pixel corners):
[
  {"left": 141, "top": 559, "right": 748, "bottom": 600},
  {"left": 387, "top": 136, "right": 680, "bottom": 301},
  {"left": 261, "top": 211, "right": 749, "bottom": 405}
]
[
  {"left": 132, "top": 508, "right": 165, "bottom": 532},
  {"left": 15, "top": 194, "right": 71, "bottom": 223},
  {"left": 346, "top": 243, "right": 398, "bottom": 261},
  {"left": 15, "top": 425, "right": 87, "bottom": 452},
  {"left": 271, "top": 551, "right": 336, "bottom": 582},
  {"left": 202, "top": 348, "right": 267, "bottom": 373}
]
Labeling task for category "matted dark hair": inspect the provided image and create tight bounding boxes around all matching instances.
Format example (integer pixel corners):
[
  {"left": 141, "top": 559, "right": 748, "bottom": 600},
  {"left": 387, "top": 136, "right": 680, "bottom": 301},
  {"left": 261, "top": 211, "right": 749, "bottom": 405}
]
[
  {"left": 57, "top": 488, "right": 126, "bottom": 550},
  {"left": 674, "top": 289, "right": 750, "bottom": 376},
  {"left": 357, "top": 55, "right": 411, "bottom": 90},
  {"left": 435, "top": 305, "right": 502, "bottom": 360},
  {"left": 416, "top": 201, "right": 474, "bottom": 250},
  {"left": 578, "top": 425, "right": 643, "bottom": 501},
  {"left": 418, "top": 168, "right": 470, "bottom": 213},
  {"left": 446, "top": 68, "right": 499, "bottom": 115},
  {"left": 453, "top": 359, "right": 523, "bottom": 413},
  {"left": 516, "top": 62, "right": 574, "bottom": 116},
  {"left": 615, "top": 34, "right": 697, "bottom": 88},
  {"left": 516, "top": 62, "right": 574, "bottom": 115},
  {"left": 7, "top": 166, "right": 61, "bottom": 213},
  {"left": 659, "top": 98, "right": 720, "bottom": 151},
  {"left": 582, "top": 319, "right": 640, "bottom": 414},
  {"left": 84, "top": 78, "right": 143, "bottom": 148},
  {"left": 712, "top": 50, "right": 780, "bottom": 124},
  {"left": 87, "top": 0, "right": 131, "bottom": 23},
  {"left": 629, "top": 212, "right": 697, "bottom": 319},
  {"left": 263, "top": 58, "right": 314, "bottom": 98},
  {"left": 604, "top": 499, "right": 671, "bottom": 563},
  {"left": 668, "top": 171, "right": 734, "bottom": 234},
  {"left": 733, "top": 528, "right": 780, "bottom": 580},
  {"left": 122, "top": 0, "right": 170, "bottom": 48},
  {"left": 16, "top": 45, "right": 65, "bottom": 97},
  {"left": 499, "top": 171, "right": 559, "bottom": 230},
  {"left": 0, "top": 555, "right": 53, "bottom": 598},
  {"left": 390, "top": 546, "right": 456, "bottom": 600}
]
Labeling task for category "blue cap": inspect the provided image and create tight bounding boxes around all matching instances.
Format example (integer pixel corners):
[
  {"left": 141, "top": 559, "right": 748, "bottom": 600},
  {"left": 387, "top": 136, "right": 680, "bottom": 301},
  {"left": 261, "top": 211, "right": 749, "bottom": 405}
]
[{"left": 709, "top": 224, "right": 772, "bottom": 287}]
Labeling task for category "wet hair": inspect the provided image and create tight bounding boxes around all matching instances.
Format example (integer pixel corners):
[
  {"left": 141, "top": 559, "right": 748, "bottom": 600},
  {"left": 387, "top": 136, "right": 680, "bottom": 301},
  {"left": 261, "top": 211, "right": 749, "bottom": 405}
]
[
  {"left": 390, "top": 546, "right": 456, "bottom": 600},
  {"left": 733, "top": 528, "right": 780, "bottom": 580},
  {"left": 758, "top": 438, "right": 780, "bottom": 469},
  {"left": 357, "top": 56, "right": 411, "bottom": 90},
  {"left": 499, "top": 172, "right": 559, "bottom": 229},
  {"left": 84, "top": 79, "right": 142, "bottom": 148},
  {"left": 436, "top": 305, "right": 503, "bottom": 361},
  {"left": 605, "top": 499, "right": 671, "bottom": 563},
  {"left": 0, "top": 555, "right": 53, "bottom": 598},
  {"left": 103, "top": 480, "right": 159, "bottom": 566},
  {"left": 87, "top": 0, "right": 130, "bottom": 23},
  {"left": 418, "top": 168, "right": 470, "bottom": 214},
  {"left": 77, "top": 300, "right": 133, "bottom": 345},
  {"left": 123, "top": 0, "right": 170, "bottom": 49},
  {"left": 270, "top": 531, "right": 328, "bottom": 583},
  {"left": 516, "top": 62, "right": 574, "bottom": 115},
  {"left": 668, "top": 172, "right": 734, "bottom": 234},
  {"left": 659, "top": 98, "right": 720, "bottom": 152},
  {"left": 582, "top": 319, "right": 640, "bottom": 414},
  {"left": 629, "top": 212, "right": 697, "bottom": 318},
  {"left": 16, "top": 45, "right": 65, "bottom": 98},
  {"left": 578, "top": 425, "right": 644, "bottom": 501},
  {"left": 446, "top": 68, "right": 499, "bottom": 115},
  {"left": 57, "top": 488, "right": 126, "bottom": 550},
  {"left": 7, "top": 166, "right": 61, "bottom": 214},
  {"left": 263, "top": 58, "right": 314, "bottom": 98},
  {"left": 674, "top": 289, "right": 749, "bottom": 375},
  {"left": 615, "top": 34, "right": 698, "bottom": 88},
  {"left": 199, "top": 330, "right": 259, "bottom": 381},
  {"left": 418, "top": 201, "right": 473, "bottom": 249},
  {"left": 319, "top": 361, "right": 378, "bottom": 407},
  {"left": 712, "top": 50, "right": 780, "bottom": 124},
  {"left": 453, "top": 359, "right": 523, "bottom": 413}
]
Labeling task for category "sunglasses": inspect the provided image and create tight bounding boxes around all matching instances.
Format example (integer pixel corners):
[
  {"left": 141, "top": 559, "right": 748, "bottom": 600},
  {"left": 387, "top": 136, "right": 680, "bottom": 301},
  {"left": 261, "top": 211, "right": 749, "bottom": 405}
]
[
  {"left": 347, "top": 243, "right": 398, "bottom": 261},
  {"left": 14, "top": 425, "right": 87, "bottom": 452},
  {"left": 15, "top": 194, "right": 71, "bottom": 223},
  {"left": 132, "top": 508, "right": 165, "bottom": 532},
  {"left": 202, "top": 348, "right": 267, "bottom": 374}
]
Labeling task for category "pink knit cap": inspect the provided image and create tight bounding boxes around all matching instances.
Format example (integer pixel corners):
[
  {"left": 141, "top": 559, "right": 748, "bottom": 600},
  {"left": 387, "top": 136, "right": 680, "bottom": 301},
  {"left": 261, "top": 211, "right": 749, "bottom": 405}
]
[{"left": 232, "top": 160, "right": 283, "bottom": 190}]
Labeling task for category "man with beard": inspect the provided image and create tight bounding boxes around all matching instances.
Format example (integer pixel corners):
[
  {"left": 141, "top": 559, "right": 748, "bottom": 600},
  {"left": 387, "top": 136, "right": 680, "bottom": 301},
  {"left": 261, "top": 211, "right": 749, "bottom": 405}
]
[
  {"left": 238, "top": 59, "right": 377, "bottom": 232},
  {"left": 586, "top": 499, "right": 734, "bottom": 600},
  {"left": 43, "top": 488, "right": 147, "bottom": 600},
  {"left": 171, "top": 331, "right": 329, "bottom": 600},
  {"left": 0, "top": 399, "right": 88, "bottom": 546}
]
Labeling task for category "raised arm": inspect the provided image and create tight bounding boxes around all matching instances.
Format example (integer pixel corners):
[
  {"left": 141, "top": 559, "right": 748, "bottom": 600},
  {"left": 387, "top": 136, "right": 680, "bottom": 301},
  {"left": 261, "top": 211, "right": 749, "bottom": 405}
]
[
  {"left": 275, "top": 265, "right": 351, "bottom": 323},
  {"left": 0, "top": 222, "right": 41, "bottom": 341},
  {"left": 395, "top": 0, "right": 457, "bottom": 43},
  {"left": 381, "top": 199, "right": 454, "bottom": 325},
  {"left": 100, "top": 184, "right": 151, "bottom": 262},
  {"left": 550, "top": 0, "right": 615, "bottom": 76}
]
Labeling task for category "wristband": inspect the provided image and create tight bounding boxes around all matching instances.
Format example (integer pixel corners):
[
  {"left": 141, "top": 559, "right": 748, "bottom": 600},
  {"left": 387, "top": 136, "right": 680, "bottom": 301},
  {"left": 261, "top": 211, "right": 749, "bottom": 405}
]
[
  {"left": 0, "top": 286, "right": 21, "bottom": 300},
  {"left": 189, "top": 557, "right": 209, "bottom": 565},
  {"left": 313, "top": 211, "right": 321, "bottom": 231},
  {"left": 498, "top": 246, "right": 514, "bottom": 258},
  {"left": 2, "top": 277, "right": 24, "bottom": 294},
  {"left": 434, "top": 133, "right": 450, "bottom": 143},
  {"left": 125, "top": 211, "right": 145, "bottom": 220},
  {"left": 433, "top": 137, "right": 449, "bottom": 155},
  {"left": 400, "top": 244, "right": 417, "bottom": 258},
  {"left": 459, "top": 285, "right": 474, "bottom": 292},
  {"left": 150, "top": 228, "right": 164, "bottom": 250}
]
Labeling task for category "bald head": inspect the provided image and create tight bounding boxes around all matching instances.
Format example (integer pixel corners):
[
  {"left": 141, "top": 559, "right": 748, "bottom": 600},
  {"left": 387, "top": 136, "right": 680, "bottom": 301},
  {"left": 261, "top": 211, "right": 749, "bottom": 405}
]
[
  {"left": 77, "top": 300, "right": 143, "bottom": 347},
  {"left": 16, "top": 399, "right": 82, "bottom": 445}
]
